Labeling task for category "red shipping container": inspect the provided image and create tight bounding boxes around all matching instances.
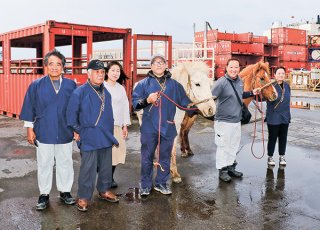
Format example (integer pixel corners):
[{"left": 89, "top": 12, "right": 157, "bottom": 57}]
[
  {"left": 215, "top": 41, "right": 231, "bottom": 54},
  {"left": 309, "top": 62, "right": 320, "bottom": 69},
  {"left": 271, "top": 27, "right": 306, "bottom": 45},
  {"left": 215, "top": 66, "right": 226, "bottom": 78},
  {"left": 206, "top": 29, "right": 218, "bottom": 41},
  {"left": 264, "top": 44, "right": 279, "bottom": 56},
  {"left": 236, "top": 32, "right": 253, "bottom": 43},
  {"left": 278, "top": 45, "right": 307, "bottom": 61},
  {"left": 215, "top": 54, "right": 232, "bottom": 65},
  {"left": 215, "top": 42, "right": 264, "bottom": 55},
  {"left": 217, "top": 32, "right": 236, "bottom": 41},
  {"left": 279, "top": 61, "right": 307, "bottom": 70},
  {"left": 247, "top": 43, "right": 264, "bottom": 54},
  {"left": 252, "top": 36, "right": 268, "bottom": 44},
  {"left": 195, "top": 31, "right": 204, "bottom": 42},
  {"left": 194, "top": 30, "right": 219, "bottom": 42}
]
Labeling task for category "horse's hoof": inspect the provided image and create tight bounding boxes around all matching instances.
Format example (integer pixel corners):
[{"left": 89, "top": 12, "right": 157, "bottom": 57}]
[
  {"left": 181, "top": 152, "right": 189, "bottom": 158},
  {"left": 188, "top": 151, "right": 194, "bottom": 156},
  {"left": 172, "top": 177, "right": 182, "bottom": 184}
]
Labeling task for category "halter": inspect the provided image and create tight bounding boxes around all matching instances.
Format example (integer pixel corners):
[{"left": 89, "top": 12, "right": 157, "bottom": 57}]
[{"left": 185, "top": 73, "right": 216, "bottom": 107}]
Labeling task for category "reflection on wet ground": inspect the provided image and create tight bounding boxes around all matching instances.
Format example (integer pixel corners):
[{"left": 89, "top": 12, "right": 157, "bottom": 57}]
[
  {"left": 1, "top": 111, "right": 320, "bottom": 229},
  {"left": 290, "top": 95, "right": 320, "bottom": 110}
]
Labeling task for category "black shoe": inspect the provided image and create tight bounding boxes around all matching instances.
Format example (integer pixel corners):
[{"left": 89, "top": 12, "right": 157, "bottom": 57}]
[
  {"left": 227, "top": 165, "right": 243, "bottom": 178},
  {"left": 111, "top": 180, "right": 118, "bottom": 188},
  {"left": 36, "top": 194, "right": 49, "bottom": 211},
  {"left": 219, "top": 168, "right": 232, "bottom": 182},
  {"left": 60, "top": 192, "right": 76, "bottom": 205}
]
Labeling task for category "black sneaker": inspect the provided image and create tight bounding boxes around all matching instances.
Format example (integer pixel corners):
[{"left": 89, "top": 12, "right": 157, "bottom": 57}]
[
  {"left": 60, "top": 192, "right": 76, "bottom": 205},
  {"left": 36, "top": 194, "right": 49, "bottom": 211},
  {"left": 111, "top": 180, "right": 118, "bottom": 188}
]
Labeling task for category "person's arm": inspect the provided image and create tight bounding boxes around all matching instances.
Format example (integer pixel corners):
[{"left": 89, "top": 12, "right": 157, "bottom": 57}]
[
  {"left": 66, "top": 91, "right": 81, "bottom": 137},
  {"left": 132, "top": 81, "right": 149, "bottom": 110},
  {"left": 242, "top": 88, "right": 261, "bottom": 99}
]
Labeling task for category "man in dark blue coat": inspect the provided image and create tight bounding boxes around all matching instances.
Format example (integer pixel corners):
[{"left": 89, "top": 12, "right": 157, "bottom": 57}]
[
  {"left": 20, "top": 49, "right": 76, "bottom": 210},
  {"left": 67, "top": 59, "right": 119, "bottom": 212},
  {"left": 132, "top": 54, "right": 193, "bottom": 196}
]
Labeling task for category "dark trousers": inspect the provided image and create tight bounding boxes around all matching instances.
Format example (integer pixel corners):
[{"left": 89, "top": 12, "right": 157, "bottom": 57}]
[
  {"left": 267, "top": 124, "right": 289, "bottom": 156},
  {"left": 78, "top": 147, "right": 112, "bottom": 200},
  {"left": 140, "top": 132, "right": 174, "bottom": 189}
]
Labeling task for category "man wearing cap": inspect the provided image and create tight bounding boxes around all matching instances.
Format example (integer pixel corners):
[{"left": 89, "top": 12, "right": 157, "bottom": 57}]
[
  {"left": 132, "top": 54, "right": 194, "bottom": 196},
  {"left": 67, "top": 59, "right": 119, "bottom": 212},
  {"left": 20, "top": 49, "right": 77, "bottom": 210}
]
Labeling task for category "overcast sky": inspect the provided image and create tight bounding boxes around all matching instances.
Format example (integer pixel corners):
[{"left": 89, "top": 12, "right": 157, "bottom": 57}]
[{"left": 1, "top": 0, "right": 319, "bottom": 43}]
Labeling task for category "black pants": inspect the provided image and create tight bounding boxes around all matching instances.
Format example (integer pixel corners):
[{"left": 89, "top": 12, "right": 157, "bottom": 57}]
[{"left": 267, "top": 124, "right": 289, "bottom": 156}]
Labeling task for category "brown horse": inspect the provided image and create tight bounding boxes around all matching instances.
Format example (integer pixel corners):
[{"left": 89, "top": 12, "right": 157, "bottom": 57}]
[{"left": 171, "top": 61, "right": 278, "bottom": 183}]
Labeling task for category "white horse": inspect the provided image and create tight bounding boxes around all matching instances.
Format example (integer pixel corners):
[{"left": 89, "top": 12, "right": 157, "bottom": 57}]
[{"left": 135, "top": 61, "right": 216, "bottom": 183}]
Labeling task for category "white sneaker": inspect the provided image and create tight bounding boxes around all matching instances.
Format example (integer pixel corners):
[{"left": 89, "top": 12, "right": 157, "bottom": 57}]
[
  {"left": 279, "top": 156, "right": 287, "bottom": 166},
  {"left": 267, "top": 156, "right": 276, "bottom": 166}
]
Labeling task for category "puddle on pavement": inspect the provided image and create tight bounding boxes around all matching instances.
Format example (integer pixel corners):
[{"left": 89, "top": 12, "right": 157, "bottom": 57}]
[
  {"left": 123, "top": 187, "right": 141, "bottom": 202},
  {"left": 291, "top": 100, "right": 320, "bottom": 110}
]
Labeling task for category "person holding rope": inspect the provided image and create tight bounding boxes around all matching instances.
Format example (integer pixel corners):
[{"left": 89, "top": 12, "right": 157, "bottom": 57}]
[
  {"left": 211, "top": 58, "right": 260, "bottom": 183},
  {"left": 67, "top": 59, "right": 119, "bottom": 212},
  {"left": 265, "top": 67, "right": 291, "bottom": 167},
  {"left": 132, "top": 54, "right": 196, "bottom": 196}
]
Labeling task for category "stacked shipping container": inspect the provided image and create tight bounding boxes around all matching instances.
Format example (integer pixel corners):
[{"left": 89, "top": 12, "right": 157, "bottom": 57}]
[
  {"left": 271, "top": 27, "right": 307, "bottom": 70},
  {"left": 195, "top": 27, "right": 317, "bottom": 78},
  {"left": 195, "top": 29, "right": 268, "bottom": 78}
]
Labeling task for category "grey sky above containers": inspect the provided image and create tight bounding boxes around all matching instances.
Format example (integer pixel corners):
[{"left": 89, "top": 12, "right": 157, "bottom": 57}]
[{"left": 1, "top": 0, "right": 319, "bottom": 43}]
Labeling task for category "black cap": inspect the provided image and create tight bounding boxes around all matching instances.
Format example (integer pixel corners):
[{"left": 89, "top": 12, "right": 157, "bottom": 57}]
[{"left": 87, "top": 59, "right": 105, "bottom": 70}]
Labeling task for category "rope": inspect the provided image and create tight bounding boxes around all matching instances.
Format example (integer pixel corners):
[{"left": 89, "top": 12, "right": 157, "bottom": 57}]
[
  {"left": 151, "top": 91, "right": 200, "bottom": 173},
  {"left": 250, "top": 92, "right": 265, "bottom": 159}
]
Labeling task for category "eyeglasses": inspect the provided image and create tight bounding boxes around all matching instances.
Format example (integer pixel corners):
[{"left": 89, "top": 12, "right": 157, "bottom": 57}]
[{"left": 152, "top": 61, "right": 165, "bottom": 66}]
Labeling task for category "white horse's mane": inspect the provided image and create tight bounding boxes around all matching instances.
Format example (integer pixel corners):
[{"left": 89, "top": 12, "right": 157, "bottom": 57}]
[{"left": 171, "top": 61, "right": 209, "bottom": 83}]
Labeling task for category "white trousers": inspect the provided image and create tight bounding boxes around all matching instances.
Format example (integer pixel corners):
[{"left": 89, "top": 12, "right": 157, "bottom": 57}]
[
  {"left": 36, "top": 142, "right": 74, "bottom": 194},
  {"left": 214, "top": 121, "right": 241, "bottom": 169}
]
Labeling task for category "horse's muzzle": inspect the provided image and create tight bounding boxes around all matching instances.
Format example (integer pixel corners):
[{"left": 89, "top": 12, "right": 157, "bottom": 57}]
[{"left": 207, "top": 106, "right": 214, "bottom": 116}]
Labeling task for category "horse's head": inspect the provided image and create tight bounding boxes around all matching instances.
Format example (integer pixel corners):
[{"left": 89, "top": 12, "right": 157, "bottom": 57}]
[
  {"left": 239, "top": 61, "right": 278, "bottom": 102},
  {"left": 171, "top": 62, "right": 216, "bottom": 117}
]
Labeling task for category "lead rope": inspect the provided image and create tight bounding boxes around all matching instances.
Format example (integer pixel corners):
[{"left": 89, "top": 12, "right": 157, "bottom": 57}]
[
  {"left": 251, "top": 92, "right": 265, "bottom": 159},
  {"left": 151, "top": 91, "right": 199, "bottom": 173}
]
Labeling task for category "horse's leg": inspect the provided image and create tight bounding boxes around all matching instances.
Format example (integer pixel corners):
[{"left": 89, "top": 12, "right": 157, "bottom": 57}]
[
  {"left": 179, "top": 113, "right": 188, "bottom": 157},
  {"left": 170, "top": 137, "right": 182, "bottom": 183},
  {"left": 180, "top": 113, "right": 197, "bottom": 158}
]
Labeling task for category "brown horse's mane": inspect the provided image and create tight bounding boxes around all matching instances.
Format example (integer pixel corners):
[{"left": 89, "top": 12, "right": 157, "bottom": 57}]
[{"left": 239, "top": 61, "right": 270, "bottom": 90}]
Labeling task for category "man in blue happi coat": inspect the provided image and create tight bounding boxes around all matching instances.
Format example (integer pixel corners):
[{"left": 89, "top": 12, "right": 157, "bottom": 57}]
[
  {"left": 67, "top": 59, "right": 119, "bottom": 212},
  {"left": 132, "top": 54, "right": 194, "bottom": 196},
  {"left": 20, "top": 49, "right": 77, "bottom": 210}
]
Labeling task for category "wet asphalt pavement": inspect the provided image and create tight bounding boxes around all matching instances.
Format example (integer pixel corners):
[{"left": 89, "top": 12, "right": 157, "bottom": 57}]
[{"left": 0, "top": 96, "right": 320, "bottom": 229}]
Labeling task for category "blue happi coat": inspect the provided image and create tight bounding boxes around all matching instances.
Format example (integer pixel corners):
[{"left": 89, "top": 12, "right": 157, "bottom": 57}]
[
  {"left": 266, "top": 82, "right": 291, "bottom": 125},
  {"left": 66, "top": 82, "right": 118, "bottom": 152},
  {"left": 132, "top": 71, "right": 192, "bottom": 138},
  {"left": 20, "top": 76, "right": 76, "bottom": 144}
]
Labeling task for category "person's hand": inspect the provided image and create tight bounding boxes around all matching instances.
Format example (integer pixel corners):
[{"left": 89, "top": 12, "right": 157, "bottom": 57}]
[
  {"left": 73, "top": 132, "right": 80, "bottom": 141},
  {"left": 252, "top": 88, "right": 261, "bottom": 95},
  {"left": 147, "top": 92, "right": 159, "bottom": 104},
  {"left": 27, "top": 127, "right": 36, "bottom": 145},
  {"left": 122, "top": 126, "right": 128, "bottom": 139}
]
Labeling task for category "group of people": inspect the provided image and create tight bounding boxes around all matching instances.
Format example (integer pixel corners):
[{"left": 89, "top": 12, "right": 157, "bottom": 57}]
[
  {"left": 20, "top": 49, "right": 291, "bottom": 212},
  {"left": 212, "top": 58, "right": 291, "bottom": 182},
  {"left": 20, "top": 49, "right": 130, "bottom": 212}
]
